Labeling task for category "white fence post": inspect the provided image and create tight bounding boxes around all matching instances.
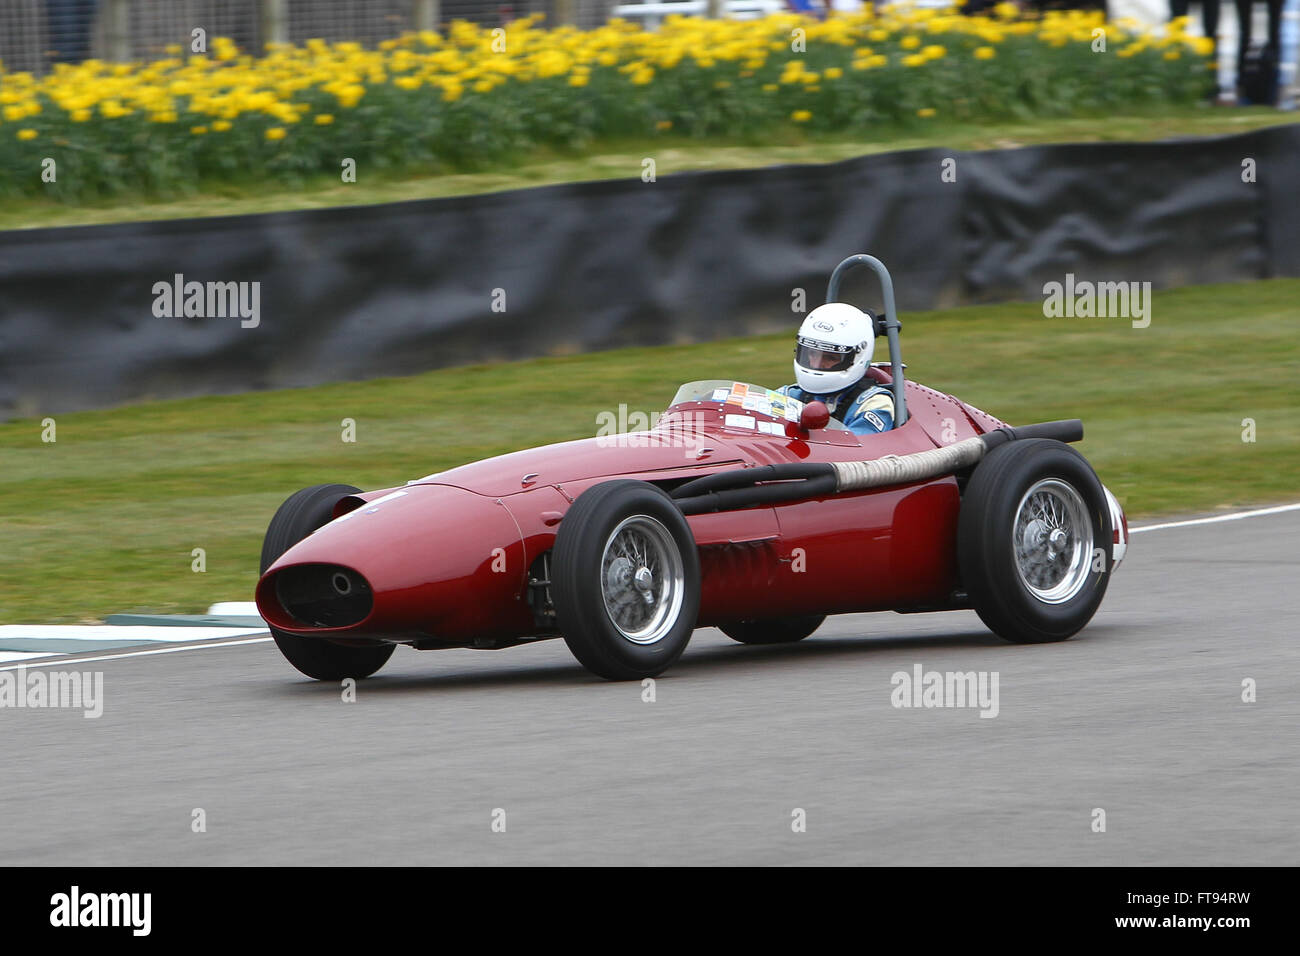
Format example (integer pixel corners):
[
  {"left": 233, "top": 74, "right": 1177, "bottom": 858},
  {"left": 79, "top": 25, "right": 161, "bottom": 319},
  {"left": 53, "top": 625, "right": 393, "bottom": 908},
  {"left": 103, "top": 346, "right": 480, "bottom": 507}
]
[
  {"left": 554, "top": 0, "right": 576, "bottom": 27},
  {"left": 105, "top": 0, "right": 131, "bottom": 62},
  {"left": 262, "top": 0, "right": 289, "bottom": 46},
  {"left": 414, "top": 0, "right": 440, "bottom": 31}
]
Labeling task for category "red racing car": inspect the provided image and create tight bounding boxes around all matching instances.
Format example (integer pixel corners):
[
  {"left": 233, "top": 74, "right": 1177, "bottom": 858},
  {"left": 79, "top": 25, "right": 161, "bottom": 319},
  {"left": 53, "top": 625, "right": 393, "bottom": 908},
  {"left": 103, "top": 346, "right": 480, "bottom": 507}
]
[{"left": 255, "top": 255, "right": 1129, "bottom": 681}]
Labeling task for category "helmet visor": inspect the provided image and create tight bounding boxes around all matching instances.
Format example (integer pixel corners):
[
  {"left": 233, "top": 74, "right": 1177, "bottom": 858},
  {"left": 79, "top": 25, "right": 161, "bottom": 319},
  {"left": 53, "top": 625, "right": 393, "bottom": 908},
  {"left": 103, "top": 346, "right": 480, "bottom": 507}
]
[{"left": 796, "top": 337, "right": 856, "bottom": 373}]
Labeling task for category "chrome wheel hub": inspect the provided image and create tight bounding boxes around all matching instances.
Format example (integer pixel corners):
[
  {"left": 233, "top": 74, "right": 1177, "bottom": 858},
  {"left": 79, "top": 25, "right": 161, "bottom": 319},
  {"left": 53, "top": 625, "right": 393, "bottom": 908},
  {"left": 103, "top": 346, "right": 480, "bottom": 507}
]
[{"left": 633, "top": 565, "right": 655, "bottom": 602}]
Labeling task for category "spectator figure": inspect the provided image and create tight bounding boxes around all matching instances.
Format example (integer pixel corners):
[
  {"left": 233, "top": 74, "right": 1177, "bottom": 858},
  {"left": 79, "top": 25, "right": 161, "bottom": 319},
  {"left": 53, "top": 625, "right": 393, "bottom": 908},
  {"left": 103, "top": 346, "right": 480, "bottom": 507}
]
[
  {"left": 46, "top": 0, "right": 99, "bottom": 64},
  {"left": 1234, "top": 0, "right": 1284, "bottom": 102}
]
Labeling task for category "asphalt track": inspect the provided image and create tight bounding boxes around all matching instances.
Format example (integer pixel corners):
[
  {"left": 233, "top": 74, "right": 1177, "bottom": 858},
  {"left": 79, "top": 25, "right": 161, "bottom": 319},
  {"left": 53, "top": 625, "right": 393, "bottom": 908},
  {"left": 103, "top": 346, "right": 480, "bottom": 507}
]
[{"left": 2, "top": 508, "right": 1297, "bottom": 866}]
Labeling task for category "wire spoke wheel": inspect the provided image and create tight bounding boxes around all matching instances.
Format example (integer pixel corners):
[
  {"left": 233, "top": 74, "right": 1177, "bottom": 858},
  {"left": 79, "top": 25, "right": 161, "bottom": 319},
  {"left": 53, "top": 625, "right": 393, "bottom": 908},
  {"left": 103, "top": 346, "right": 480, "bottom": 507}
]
[
  {"left": 600, "top": 515, "right": 685, "bottom": 645},
  {"left": 958, "top": 439, "right": 1111, "bottom": 644},
  {"left": 1012, "top": 478, "right": 1093, "bottom": 605},
  {"left": 551, "top": 480, "right": 701, "bottom": 680}
]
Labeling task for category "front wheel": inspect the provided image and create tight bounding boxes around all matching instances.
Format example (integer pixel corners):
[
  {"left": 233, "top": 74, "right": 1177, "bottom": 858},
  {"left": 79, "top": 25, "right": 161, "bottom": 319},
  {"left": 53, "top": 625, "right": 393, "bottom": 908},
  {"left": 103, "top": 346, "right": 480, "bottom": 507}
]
[
  {"left": 551, "top": 480, "right": 701, "bottom": 680},
  {"left": 958, "top": 439, "right": 1112, "bottom": 644},
  {"left": 260, "top": 483, "right": 396, "bottom": 681},
  {"left": 720, "top": 615, "right": 825, "bottom": 645}
]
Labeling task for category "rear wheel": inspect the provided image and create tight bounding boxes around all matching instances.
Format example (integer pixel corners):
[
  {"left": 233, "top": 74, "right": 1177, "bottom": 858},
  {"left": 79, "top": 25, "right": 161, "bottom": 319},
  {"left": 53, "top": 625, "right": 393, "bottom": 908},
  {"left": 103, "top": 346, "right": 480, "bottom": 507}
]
[
  {"left": 720, "top": 615, "right": 825, "bottom": 645},
  {"left": 958, "top": 439, "right": 1111, "bottom": 644},
  {"left": 552, "top": 480, "right": 701, "bottom": 680},
  {"left": 260, "top": 484, "right": 396, "bottom": 681}
]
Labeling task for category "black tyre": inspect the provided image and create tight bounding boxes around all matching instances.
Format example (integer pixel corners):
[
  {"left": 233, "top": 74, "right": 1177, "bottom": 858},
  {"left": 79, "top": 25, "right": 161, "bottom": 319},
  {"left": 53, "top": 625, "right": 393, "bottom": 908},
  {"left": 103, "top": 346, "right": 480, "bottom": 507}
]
[
  {"left": 552, "top": 480, "right": 701, "bottom": 680},
  {"left": 720, "top": 615, "right": 825, "bottom": 645},
  {"left": 958, "top": 439, "right": 1112, "bottom": 644},
  {"left": 260, "top": 483, "right": 396, "bottom": 681}
]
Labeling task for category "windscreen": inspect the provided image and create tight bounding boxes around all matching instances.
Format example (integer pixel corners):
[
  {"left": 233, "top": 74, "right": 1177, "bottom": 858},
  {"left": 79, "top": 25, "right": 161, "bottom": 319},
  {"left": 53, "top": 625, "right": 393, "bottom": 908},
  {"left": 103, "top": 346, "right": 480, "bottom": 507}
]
[{"left": 666, "top": 380, "right": 849, "bottom": 430}]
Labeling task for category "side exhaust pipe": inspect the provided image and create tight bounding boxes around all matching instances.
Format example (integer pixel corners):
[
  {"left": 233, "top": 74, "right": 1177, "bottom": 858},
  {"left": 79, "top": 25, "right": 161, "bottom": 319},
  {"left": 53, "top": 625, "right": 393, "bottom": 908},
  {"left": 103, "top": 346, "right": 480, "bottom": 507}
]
[
  {"left": 833, "top": 419, "right": 1083, "bottom": 492},
  {"left": 673, "top": 420, "right": 1083, "bottom": 514}
]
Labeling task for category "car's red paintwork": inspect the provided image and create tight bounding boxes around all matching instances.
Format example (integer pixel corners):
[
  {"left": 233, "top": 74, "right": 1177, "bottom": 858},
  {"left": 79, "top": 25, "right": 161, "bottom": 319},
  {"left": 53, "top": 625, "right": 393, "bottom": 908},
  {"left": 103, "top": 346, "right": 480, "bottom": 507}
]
[{"left": 255, "top": 377, "right": 1009, "bottom": 647}]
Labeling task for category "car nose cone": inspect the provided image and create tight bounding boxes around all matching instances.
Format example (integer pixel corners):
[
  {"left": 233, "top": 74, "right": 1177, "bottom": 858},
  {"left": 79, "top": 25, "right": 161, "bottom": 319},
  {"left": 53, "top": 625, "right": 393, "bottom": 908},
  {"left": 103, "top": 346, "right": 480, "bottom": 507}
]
[{"left": 257, "top": 483, "right": 527, "bottom": 641}]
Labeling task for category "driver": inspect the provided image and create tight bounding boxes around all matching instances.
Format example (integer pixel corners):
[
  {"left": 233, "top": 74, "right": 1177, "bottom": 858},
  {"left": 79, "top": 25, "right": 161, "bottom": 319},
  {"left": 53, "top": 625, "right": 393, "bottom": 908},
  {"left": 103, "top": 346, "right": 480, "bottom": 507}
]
[{"left": 777, "top": 303, "right": 895, "bottom": 435}]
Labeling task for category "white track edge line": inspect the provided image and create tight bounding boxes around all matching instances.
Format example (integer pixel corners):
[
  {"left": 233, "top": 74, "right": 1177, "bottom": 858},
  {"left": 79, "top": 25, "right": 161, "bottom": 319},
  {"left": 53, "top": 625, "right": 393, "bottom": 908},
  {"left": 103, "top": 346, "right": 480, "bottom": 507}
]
[
  {"left": 0, "top": 636, "right": 272, "bottom": 671},
  {"left": 1129, "top": 502, "right": 1300, "bottom": 534}
]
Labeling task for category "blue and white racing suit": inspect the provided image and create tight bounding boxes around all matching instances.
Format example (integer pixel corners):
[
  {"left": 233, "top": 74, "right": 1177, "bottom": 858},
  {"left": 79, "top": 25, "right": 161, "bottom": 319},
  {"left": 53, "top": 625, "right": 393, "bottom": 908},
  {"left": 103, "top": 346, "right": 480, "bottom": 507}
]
[{"left": 777, "top": 382, "right": 895, "bottom": 436}]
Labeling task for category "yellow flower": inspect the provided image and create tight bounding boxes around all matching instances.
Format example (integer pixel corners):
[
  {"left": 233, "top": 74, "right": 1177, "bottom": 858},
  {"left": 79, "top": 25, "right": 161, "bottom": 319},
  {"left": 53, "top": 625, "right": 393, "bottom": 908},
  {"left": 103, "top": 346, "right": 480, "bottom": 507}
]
[
  {"left": 17, "top": 128, "right": 38, "bottom": 140},
  {"left": 265, "top": 126, "right": 286, "bottom": 140},
  {"left": 191, "top": 125, "right": 208, "bottom": 134},
  {"left": 903, "top": 53, "right": 927, "bottom": 67},
  {"left": 213, "top": 119, "right": 232, "bottom": 131},
  {"left": 314, "top": 113, "right": 334, "bottom": 125},
  {"left": 824, "top": 67, "right": 843, "bottom": 79},
  {"left": 2, "top": 105, "right": 24, "bottom": 121},
  {"left": 868, "top": 29, "right": 889, "bottom": 42},
  {"left": 568, "top": 74, "right": 588, "bottom": 87},
  {"left": 791, "top": 110, "right": 811, "bottom": 122},
  {"left": 761, "top": 83, "right": 778, "bottom": 91},
  {"left": 1163, "top": 50, "right": 1181, "bottom": 60},
  {"left": 974, "top": 46, "right": 996, "bottom": 60},
  {"left": 335, "top": 84, "right": 366, "bottom": 108},
  {"left": 901, "top": 36, "right": 921, "bottom": 50},
  {"left": 922, "top": 45, "right": 946, "bottom": 60},
  {"left": 656, "top": 119, "right": 672, "bottom": 131},
  {"left": 917, "top": 108, "right": 936, "bottom": 118}
]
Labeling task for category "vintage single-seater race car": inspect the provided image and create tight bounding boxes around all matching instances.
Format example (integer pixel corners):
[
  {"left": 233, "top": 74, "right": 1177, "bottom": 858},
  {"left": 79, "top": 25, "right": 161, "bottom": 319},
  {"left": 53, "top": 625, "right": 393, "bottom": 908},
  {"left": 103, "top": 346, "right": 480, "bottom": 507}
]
[{"left": 255, "top": 255, "right": 1129, "bottom": 682}]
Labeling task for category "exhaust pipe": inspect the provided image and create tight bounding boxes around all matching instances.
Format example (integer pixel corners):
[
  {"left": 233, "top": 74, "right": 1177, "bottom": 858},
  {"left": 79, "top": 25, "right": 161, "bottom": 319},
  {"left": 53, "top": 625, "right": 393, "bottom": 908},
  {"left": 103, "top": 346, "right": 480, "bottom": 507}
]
[
  {"left": 673, "top": 419, "right": 1083, "bottom": 513},
  {"left": 832, "top": 421, "right": 1082, "bottom": 491}
]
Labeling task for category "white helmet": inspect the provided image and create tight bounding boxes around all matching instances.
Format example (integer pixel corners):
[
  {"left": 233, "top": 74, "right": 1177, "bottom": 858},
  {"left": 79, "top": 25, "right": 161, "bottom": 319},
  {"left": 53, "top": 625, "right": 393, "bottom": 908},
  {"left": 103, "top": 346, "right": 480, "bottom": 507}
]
[{"left": 793, "top": 302, "right": 875, "bottom": 395}]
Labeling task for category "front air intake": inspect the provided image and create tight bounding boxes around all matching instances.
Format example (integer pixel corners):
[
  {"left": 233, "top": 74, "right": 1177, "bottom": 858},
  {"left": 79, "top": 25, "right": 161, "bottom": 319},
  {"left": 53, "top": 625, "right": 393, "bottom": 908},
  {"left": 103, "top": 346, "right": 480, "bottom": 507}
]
[{"left": 272, "top": 563, "right": 374, "bottom": 629}]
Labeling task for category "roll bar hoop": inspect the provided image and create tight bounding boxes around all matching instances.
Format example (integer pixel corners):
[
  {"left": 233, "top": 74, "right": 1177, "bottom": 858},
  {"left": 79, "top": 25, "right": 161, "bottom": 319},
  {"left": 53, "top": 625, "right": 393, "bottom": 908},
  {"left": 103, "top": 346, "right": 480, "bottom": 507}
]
[{"left": 825, "top": 254, "right": 907, "bottom": 426}]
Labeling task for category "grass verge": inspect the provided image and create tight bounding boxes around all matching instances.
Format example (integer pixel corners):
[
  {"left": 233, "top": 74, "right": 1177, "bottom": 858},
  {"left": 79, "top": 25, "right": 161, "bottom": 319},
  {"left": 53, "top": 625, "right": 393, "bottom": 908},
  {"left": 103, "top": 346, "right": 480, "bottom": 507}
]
[{"left": 3, "top": 107, "right": 1295, "bottom": 232}]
